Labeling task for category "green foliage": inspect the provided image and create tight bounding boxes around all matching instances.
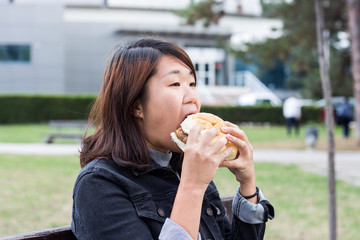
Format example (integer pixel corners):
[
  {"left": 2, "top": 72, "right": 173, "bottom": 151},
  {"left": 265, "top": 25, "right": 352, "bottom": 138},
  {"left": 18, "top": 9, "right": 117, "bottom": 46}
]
[
  {"left": 0, "top": 95, "right": 96, "bottom": 124},
  {"left": 0, "top": 95, "right": 322, "bottom": 124},
  {"left": 173, "top": 0, "right": 225, "bottom": 27},
  {"left": 201, "top": 105, "right": 321, "bottom": 124},
  {"left": 238, "top": 0, "right": 352, "bottom": 98}
]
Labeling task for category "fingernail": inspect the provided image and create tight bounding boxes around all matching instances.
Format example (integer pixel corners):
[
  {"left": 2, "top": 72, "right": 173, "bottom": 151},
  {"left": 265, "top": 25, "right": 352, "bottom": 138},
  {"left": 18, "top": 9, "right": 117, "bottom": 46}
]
[{"left": 221, "top": 127, "right": 229, "bottom": 132}]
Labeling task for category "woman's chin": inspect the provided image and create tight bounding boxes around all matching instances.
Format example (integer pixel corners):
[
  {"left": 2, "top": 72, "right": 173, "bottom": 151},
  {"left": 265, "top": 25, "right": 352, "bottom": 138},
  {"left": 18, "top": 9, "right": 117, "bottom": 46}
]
[{"left": 169, "top": 142, "right": 183, "bottom": 153}]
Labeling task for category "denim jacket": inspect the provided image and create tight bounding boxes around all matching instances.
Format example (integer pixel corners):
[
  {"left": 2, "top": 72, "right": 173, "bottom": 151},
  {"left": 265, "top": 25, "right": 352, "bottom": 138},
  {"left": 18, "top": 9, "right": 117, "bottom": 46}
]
[{"left": 72, "top": 158, "right": 274, "bottom": 240}]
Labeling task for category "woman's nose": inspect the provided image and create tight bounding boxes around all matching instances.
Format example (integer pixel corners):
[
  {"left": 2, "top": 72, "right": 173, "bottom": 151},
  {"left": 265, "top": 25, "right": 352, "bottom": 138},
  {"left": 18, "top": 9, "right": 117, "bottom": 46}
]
[{"left": 183, "top": 86, "right": 199, "bottom": 105}]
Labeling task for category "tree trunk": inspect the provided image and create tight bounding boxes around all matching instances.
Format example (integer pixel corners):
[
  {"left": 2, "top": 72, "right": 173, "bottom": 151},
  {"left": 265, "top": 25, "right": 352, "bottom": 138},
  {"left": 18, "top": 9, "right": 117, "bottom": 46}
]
[
  {"left": 314, "top": 0, "right": 337, "bottom": 240},
  {"left": 347, "top": 0, "right": 360, "bottom": 146}
]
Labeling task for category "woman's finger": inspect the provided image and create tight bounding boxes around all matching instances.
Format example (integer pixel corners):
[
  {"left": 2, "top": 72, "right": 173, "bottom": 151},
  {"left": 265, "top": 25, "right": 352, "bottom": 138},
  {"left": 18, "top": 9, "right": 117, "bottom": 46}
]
[
  {"left": 221, "top": 126, "right": 249, "bottom": 142},
  {"left": 209, "top": 136, "right": 228, "bottom": 154},
  {"left": 226, "top": 134, "right": 248, "bottom": 151},
  {"left": 198, "top": 127, "right": 219, "bottom": 146},
  {"left": 186, "top": 124, "right": 204, "bottom": 144},
  {"left": 223, "top": 121, "right": 238, "bottom": 128},
  {"left": 217, "top": 146, "right": 234, "bottom": 162}
]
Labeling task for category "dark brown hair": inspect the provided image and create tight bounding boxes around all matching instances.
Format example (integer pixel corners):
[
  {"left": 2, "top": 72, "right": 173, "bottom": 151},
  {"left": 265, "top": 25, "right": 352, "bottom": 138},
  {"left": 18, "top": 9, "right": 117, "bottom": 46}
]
[{"left": 80, "top": 38, "right": 196, "bottom": 168}]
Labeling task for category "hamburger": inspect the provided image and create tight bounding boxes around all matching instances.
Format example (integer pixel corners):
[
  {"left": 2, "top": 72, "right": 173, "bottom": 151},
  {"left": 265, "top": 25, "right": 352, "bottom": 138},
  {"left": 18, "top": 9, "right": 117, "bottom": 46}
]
[{"left": 170, "top": 113, "right": 238, "bottom": 160}]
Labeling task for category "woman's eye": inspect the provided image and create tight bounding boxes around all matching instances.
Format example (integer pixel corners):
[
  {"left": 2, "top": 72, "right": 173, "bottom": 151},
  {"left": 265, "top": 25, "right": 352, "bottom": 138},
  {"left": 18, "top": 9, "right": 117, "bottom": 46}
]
[
  {"left": 190, "top": 82, "right": 196, "bottom": 87},
  {"left": 170, "top": 82, "right": 180, "bottom": 87}
]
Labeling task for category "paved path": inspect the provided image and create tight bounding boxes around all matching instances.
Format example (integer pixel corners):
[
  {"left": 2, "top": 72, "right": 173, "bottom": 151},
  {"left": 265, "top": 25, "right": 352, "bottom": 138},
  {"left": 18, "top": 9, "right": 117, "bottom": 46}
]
[
  {"left": 0, "top": 143, "right": 359, "bottom": 186},
  {"left": 254, "top": 149, "right": 360, "bottom": 186},
  {"left": 0, "top": 143, "right": 81, "bottom": 156}
]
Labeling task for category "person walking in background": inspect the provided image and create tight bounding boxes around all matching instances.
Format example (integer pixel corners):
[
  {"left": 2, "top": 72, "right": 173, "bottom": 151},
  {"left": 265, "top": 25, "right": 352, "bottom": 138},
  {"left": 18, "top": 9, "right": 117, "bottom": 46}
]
[
  {"left": 336, "top": 97, "right": 354, "bottom": 138},
  {"left": 283, "top": 96, "right": 302, "bottom": 136}
]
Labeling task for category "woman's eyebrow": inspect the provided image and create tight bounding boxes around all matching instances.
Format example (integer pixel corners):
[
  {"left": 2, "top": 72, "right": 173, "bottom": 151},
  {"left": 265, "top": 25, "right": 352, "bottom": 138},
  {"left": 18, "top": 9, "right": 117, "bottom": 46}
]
[{"left": 160, "top": 70, "right": 193, "bottom": 79}]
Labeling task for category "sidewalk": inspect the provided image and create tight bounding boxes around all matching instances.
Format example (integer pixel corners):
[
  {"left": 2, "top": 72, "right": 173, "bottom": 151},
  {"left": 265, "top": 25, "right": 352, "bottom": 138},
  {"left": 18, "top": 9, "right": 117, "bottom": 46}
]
[
  {"left": 0, "top": 143, "right": 81, "bottom": 156},
  {"left": 254, "top": 149, "right": 360, "bottom": 186},
  {"left": 0, "top": 143, "right": 359, "bottom": 186}
]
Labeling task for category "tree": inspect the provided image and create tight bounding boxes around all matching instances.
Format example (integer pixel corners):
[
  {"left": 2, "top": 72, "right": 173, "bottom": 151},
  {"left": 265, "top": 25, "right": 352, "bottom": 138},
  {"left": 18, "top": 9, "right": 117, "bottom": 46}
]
[
  {"left": 236, "top": 0, "right": 352, "bottom": 98},
  {"left": 173, "top": 0, "right": 225, "bottom": 27},
  {"left": 176, "top": 0, "right": 356, "bottom": 105},
  {"left": 346, "top": 0, "right": 360, "bottom": 146},
  {"left": 314, "top": 1, "right": 337, "bottom": 239}
]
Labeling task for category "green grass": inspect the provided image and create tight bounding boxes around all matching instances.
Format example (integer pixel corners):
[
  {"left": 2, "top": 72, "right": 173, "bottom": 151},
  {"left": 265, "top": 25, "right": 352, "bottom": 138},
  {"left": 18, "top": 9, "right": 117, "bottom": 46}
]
[
  {"left": 1, "top": 123, "right": 360, "bottom": 150},
  {"left": 214, "top": 164, "right": 360, "bottom": 240},
  {"left": 1, "top": 154, "right": 359, "bottom": 239},
  {"left": 240, "top": 124, "right": 360, "bottom": 151},
  {"left": 0, "top": 154, "right": 81, "bottom": 236},
  {"left": 0, "top": 124, "right": 88, "bottom": 144},
  {"left": 0, "top": 124, "right": 359, "bottom": 238},
  {"left": 0, "top": 124, "right": 51, "bottom": 143}
]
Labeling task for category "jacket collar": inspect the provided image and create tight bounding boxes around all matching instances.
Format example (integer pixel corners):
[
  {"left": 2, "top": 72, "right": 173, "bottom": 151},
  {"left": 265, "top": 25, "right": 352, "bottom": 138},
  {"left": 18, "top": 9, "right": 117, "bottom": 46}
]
[{"left": 132, "top": 158, "right": 173, "bottom": 176}]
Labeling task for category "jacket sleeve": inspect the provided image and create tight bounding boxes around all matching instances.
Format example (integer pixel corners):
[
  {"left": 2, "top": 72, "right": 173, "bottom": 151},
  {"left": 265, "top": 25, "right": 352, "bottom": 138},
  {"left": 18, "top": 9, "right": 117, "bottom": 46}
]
[
  {"left": 229, "top": 187, "right": 275, "bottom": 240},
  {"left": 72, "top": 172, "right": 156, "bottom": 240},
  {"left": 159, "top": 219, "right": 202, "bottom": 240}
]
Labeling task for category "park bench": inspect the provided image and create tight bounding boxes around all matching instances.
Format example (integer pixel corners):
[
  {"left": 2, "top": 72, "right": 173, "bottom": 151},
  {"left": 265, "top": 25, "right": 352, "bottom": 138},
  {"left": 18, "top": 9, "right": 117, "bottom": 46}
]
[
  {"left": 0, "top": 197, "right": 233, "bottom": 240},
  {"left": 45, "top": 120, "right": 89, "bottom": 144}
]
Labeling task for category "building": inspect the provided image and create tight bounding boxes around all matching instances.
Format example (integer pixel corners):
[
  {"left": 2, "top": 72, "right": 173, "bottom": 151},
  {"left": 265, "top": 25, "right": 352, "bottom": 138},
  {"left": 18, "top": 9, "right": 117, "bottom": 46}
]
[
  {"left": 0, "top": 0, "right": 64, "bottom": 93},
  {"left": 0, "top": 0, "right": 282, "bottom": 105}
]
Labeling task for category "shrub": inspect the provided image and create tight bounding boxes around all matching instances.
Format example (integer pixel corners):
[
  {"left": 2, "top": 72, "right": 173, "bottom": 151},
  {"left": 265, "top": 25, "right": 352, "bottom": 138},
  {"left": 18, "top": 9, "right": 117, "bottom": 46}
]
[
  {"left": 201, "top": 105, "right": 322, "bottom": 125},
  {"left": 0, "top": 95, "right": 95, "bottom": 124},
  {"left": 0, "top": 95, "right": 322, "bottom": 124}
]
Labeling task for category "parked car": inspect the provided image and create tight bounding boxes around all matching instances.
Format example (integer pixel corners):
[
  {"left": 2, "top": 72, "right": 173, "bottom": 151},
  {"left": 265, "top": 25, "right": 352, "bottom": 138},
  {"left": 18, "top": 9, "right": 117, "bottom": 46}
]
[
  {"left": 237, "top": 92, "right": 282, "bottom": 107},
  {"left": 315, "top": 96, "right": 354, "bottom": 108}
]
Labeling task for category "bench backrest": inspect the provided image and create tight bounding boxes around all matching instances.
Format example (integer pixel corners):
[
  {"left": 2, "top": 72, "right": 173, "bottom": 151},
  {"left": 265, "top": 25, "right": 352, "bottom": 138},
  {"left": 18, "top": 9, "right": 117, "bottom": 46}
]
[
  {"left": 1, "top": 197, "right": 233, "bottom": 240},
  {"left": 48, "top": 120, "right": 89, "bottom": 129},
  {"left": 0, "top": 226, "right": 75, "bottom": 240}
]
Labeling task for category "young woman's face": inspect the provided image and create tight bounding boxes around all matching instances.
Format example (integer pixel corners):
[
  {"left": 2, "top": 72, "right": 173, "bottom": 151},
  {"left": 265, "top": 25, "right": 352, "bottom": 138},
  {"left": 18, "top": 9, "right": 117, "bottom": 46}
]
[{"left": 136, "top": 55, "right": 201, "bottom": 153}]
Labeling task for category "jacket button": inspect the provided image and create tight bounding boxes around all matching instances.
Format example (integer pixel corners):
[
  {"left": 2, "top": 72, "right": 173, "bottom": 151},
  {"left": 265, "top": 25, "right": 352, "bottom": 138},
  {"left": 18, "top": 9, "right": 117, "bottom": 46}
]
[
  {"left": 206, "top": 207, "right": 213, "bottom": 216},
  {"left": 157, "top": 208, "right": 165, "bottom": 217},
  {"left": 215, "top": 207, "right": 221, "bottom": 215}
]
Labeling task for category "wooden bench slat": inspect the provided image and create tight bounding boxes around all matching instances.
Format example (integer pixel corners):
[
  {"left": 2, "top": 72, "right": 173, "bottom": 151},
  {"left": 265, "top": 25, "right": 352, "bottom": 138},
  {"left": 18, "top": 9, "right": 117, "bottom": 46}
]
[
  {"left": 45, "top": 120, "right": 89, "bottom": 143},
  {"left": 48, "top": 120, "right": 89, "bottom": 129},
  {"left": 221, "top": 195, "right": 234, "bottom": 222},
  {"left": 45, "top": 134, "right": 83, "bottom": 144},
  {"left": 0, "top": 226, "right": 75, "bottom": 240}
]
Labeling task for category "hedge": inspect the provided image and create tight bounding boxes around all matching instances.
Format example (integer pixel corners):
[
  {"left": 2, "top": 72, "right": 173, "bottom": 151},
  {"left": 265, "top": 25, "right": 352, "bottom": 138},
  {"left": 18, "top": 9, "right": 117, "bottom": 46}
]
[
  {"left": 201, "top": 105, "right": 322, "bottom": 125},
  {"left": 0, "top": 95, "right": 322, "bottom": 124},
  {"left": 0, "top": 95, "right": 96, "bottom": 124}
]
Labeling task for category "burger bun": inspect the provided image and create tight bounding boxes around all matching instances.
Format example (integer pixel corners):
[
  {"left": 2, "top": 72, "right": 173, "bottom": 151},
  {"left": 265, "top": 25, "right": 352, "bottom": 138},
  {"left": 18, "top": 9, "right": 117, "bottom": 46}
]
[{"left": 170, "top": 113, "right": 238, "bottom": 160}]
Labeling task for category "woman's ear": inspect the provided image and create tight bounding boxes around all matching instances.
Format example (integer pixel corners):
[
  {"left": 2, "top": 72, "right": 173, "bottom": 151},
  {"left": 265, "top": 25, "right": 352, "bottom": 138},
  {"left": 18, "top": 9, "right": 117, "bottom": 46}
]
[{"left": 133, "top": 99, "right": 144, "bottom": 118}]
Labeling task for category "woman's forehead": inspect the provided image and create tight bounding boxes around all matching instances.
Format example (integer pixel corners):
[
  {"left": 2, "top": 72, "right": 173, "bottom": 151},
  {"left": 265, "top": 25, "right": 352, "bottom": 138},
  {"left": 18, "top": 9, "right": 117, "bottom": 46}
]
[{"left": 156, "top": 56, "right": 193, "bottom": 76}]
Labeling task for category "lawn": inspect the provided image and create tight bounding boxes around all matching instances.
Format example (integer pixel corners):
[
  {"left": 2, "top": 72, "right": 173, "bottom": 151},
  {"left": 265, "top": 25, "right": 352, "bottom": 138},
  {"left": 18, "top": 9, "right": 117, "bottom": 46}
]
[
  {"left": 1, "top": 123, "right": 360, "bottom": 150},
  {"left": 0, "top": 155, "right": 80, "bottom": 237},
  {"left": 1, "top": 154, "right": 359, "bottom": 239},
  {"left": 214, "top": 165, "right": 360, "bottom": 240},
  {"left": 0, "top": 124, "right": 359, "bottom": 238},
  {"left": 241, "top": 123, "right": 360, "bottom": 151},
  {"left": 0, "top": 124, "right": 81, "bottom": 144}
]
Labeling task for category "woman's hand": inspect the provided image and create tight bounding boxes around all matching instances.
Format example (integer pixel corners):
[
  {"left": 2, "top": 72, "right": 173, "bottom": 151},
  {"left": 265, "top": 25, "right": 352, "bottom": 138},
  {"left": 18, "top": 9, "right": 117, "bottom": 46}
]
[
  {"left": 180, "top": 124, "right": 234, "bottom": 192},
  {"left": 172, "top": 124, "right": 233, "bottom": 239},
  {"left": 219, "top": 122, "right": 257, "bottom": 202}
]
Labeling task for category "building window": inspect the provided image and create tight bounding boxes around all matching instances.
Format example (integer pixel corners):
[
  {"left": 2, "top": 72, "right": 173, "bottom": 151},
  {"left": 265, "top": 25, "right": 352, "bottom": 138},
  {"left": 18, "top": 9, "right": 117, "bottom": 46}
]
[
  {"left": 195, "top": 63, "right": 199, "bottom": 71},
  {"left": 0, "top": 44, "right": 31, "bottom": 63},
  {"left": 205, "top": 77, "right": 209, "bottom": 85},
  {"left": 205, "top": 63, "right": 209, "bottom": 72}
]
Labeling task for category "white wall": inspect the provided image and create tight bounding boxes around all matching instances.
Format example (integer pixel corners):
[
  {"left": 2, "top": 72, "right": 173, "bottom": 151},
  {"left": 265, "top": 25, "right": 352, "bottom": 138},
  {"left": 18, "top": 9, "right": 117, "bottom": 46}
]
[
  {"left": 0, "top": 0, "right": 282, "bottom": 94},
  {"left": 64, "top": 0, "right": 263, "bottom": 16},
  {"left": 0, "top": 1, "right": 65, "bottom": 93}
]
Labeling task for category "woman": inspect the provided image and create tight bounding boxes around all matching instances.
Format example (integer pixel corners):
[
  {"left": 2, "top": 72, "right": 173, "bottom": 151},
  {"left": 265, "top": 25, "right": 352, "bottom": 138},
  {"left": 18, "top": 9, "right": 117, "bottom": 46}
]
[{"left": 71, "top": 38, "right": 274, "bottom": 240}]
